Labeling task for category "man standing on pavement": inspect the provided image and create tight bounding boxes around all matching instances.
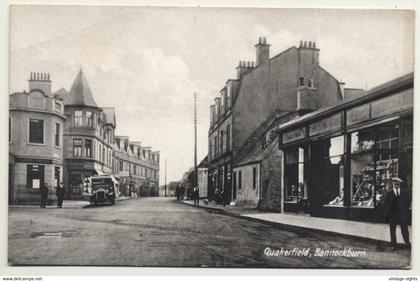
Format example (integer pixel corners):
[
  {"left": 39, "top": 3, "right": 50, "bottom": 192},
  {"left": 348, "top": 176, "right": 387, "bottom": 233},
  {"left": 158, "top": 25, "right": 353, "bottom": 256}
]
[
  {"left": 383, "top": 177, "right": 411, "bottom": 250},
  {"left": 40, "top": 182, "right": 49, "bottom": 208},
  {"left": 56, "top": 182, "right": 65, "bottom": 208},
  {"left": 193, "top": 186, "right": 199, "bottom": 205}
]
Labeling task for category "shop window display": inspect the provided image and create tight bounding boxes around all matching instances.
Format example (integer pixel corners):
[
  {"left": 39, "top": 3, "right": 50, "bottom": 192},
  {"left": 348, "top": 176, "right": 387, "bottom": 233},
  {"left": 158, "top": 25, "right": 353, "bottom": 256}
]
[
  {"left": 350, "top": 123, "right": 399, "bottom": 207},
  {"left": 284, "top": 145, "right": 306, "bottom": 202}
]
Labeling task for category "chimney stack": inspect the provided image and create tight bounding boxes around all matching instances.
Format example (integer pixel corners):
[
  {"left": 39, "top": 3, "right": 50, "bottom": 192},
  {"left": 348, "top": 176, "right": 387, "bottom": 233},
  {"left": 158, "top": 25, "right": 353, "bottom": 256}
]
[
  {"left": 255, "top": 37, "right": 270, "bottom": 66},
  {"left": 298, "top": 40, "right": 320, "bottom": 65},
  {"left": 28, "top": 72, "right": 52, "bottom": 95},
  {"left": 339, "top": 81, "right": 345, "bottom": 99},
  {"left": 235, "top": 60, "right": 255, "bottom": 79}
]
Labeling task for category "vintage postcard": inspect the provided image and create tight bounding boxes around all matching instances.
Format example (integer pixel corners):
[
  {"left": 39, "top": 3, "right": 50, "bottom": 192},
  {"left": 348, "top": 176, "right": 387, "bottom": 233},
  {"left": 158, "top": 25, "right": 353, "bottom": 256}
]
[{"left": 8, "top": 5, "right": 414, "bottom": 269}]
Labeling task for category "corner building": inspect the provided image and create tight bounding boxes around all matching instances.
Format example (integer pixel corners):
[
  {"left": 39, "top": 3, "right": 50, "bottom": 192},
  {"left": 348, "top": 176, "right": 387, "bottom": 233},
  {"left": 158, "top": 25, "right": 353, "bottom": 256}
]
[
  {"left": 9, "top": 73, "right": 65, "bottom": 204},
  {"left": 56, "top": 70, "right": 117, "bottom": 199}
]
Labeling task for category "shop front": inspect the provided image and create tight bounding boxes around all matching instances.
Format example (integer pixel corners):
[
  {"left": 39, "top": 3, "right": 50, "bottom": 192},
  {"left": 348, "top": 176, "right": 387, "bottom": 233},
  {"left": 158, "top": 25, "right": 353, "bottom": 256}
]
[{"left": 278, "top": 73, "right": 413, "bottom": 222}]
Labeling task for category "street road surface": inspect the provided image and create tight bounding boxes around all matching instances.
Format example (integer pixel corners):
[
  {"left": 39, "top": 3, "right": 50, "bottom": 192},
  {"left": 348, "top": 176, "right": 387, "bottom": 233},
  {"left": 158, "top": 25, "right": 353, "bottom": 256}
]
[{"left": 8, "top": 197, "right": 410, "bottom": 268}]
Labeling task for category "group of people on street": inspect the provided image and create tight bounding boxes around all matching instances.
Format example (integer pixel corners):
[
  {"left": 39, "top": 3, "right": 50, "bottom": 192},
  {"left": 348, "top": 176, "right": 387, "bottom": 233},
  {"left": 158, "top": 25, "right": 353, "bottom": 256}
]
[
  {"left": 175, "top": 184, "right": 200, "bottom": 205},
  {"left": 128, "top": 183, "right": 139, "bottom": 198},
  {"left": 175, "top": 184, "right": 186, "bottom": 200},
  {"left": 39, "top": 182, "right": 65, "bottom": 209}
]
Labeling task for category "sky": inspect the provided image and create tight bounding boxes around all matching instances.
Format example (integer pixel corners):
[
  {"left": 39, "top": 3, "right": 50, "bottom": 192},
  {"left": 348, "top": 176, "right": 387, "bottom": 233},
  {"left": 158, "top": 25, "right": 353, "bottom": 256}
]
[{"left": 9, "top": 6, "right": 414, "bottom": 185}]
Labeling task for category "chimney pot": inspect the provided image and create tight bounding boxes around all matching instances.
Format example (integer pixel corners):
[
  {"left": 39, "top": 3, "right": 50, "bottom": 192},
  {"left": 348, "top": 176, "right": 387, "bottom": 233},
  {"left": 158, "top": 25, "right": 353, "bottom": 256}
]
[
  {"left": 263, "top": 37, "right": 267, "bottom": 44},
  {"left": 308, "top": 41, "right": 312, "bottom": 48},
  {"left": 259, "top": 37, "right": 262, "bottom": 44},
  {"left": 300, "top": 41, "right": 303, "bottom": 47},
  {"left": 304, "top": 41, "right": 307, "bottom": 48},
  {"left": 313, "top": 42, "right": 316, "bottom": 49}
]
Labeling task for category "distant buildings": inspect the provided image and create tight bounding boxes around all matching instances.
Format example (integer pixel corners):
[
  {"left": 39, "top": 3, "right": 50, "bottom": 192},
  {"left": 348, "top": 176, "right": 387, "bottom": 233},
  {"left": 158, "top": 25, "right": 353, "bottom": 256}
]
[
  {"left": 9, "top": 70, "right": 160, "bottom": 205},
  {"left": 113, "top": 136, "right": 160, "bottom": 197}
]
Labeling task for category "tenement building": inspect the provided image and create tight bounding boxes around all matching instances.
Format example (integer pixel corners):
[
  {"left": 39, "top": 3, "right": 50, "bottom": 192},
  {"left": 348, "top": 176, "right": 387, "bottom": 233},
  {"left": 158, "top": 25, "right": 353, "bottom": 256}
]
[
  {"left": 208, "top": 38, "right": 345, "bottom": 206},
  {"left": 9, "top": 69, "right": 160, "bottom": 204},
  {"left": 113, "top": 136, "right": 160, "bottom": 197},
  {"left": 55, "top": 70, "right": 115, "bottom": 199},
  {"left": 9, "top": 73, "right": 66, "bottom": 204}
]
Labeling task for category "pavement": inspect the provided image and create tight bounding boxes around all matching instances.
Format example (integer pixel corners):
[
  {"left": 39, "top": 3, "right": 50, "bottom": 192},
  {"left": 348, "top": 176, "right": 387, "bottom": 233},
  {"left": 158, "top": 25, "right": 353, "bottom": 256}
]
[
  {"left": 8, "top": 197, "right": 410, "bottom": 268},
  {"left": 8, "top": 195, "right": 133, "bottom": 209},
  {"left": 181, "top": 199, "right": 411, "bottom": 244}
]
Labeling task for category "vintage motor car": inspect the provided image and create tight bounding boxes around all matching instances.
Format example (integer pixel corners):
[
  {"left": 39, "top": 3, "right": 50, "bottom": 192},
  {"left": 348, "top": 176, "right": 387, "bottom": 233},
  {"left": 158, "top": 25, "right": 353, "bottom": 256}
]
[{"left": 88, "top": 175, "right": 120, "bottom": 205}]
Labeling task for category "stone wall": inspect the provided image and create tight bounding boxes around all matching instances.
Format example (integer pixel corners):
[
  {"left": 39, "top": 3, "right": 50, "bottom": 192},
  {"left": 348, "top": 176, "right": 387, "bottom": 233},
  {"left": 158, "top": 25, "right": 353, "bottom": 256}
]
[{"left": 258, "top": 145, "right": 283, "bottom": 212}]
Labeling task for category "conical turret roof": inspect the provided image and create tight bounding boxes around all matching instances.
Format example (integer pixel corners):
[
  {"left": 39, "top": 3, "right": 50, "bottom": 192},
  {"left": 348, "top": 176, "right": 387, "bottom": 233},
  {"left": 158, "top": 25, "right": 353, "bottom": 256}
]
[{"left": 65, "top": 69, "right": 98, "bottom": 107}]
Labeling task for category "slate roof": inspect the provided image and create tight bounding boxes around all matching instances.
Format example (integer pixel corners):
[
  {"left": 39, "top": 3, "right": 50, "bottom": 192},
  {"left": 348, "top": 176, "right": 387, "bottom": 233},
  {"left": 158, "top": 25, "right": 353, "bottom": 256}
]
[
  {"left": 197, "top": 156, "right": 209, "bottom": 168},
  {"left": 53, "top": 88, "right": 69, "bottom": 100},
  {"left": 234, "top": 110, "right": 298, "bottom": 167},
  {"left": 58, "top": 69, "right": 98, "bottom": 107}
]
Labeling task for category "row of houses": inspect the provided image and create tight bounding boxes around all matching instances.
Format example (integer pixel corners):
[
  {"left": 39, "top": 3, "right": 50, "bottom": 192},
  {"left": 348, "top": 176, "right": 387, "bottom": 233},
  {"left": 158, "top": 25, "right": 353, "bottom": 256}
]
[
  {"left": 9, "top": 70, "right": 160, "bottom": 205},
  {"left": 201, "top": 37, "right": 413, "bottom": 223}
]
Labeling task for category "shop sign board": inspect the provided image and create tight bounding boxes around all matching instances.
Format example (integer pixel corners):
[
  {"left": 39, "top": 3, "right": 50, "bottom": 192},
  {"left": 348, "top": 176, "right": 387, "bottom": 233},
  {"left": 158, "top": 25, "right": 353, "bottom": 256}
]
[
  {"left": 346, "top": 103, "right": 371, "bottom": 126},
  {"left": 371, "top": 89, "right": 413, "bottom": 119},
  {"left": 282, "top": 127, "right": 305, "bottom": 144},
  {"left": 309, "top": 113, "right": 341, "bottom": 136}
]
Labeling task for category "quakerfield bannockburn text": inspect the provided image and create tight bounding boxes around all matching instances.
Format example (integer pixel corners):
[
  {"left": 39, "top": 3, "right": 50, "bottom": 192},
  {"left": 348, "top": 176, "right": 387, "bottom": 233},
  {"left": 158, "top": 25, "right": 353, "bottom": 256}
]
[{"left": 264, "top": 247, "right": 367, "bottom": 257}]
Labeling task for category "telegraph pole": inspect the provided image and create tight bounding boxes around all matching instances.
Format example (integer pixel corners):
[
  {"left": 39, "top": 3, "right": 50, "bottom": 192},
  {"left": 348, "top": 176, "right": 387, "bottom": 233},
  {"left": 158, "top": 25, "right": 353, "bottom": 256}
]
[
  {"left": 194, "top": 92, "right": 198, "bottom": 189},
  {"left": 164, "top": 158, "right": 167, "bottom": 197}
]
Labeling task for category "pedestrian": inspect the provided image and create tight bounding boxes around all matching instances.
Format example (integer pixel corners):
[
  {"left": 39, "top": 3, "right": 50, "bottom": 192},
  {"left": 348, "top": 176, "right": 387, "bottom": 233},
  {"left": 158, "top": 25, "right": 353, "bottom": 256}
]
[
  {"left": 55, "top": 182, "right": 65, "bottom": 208},
  {"left": 180, "top": 185, "right": 185, "bottom": 200},
  {"left": 40, "top": 182, "right": 49, "bottom": 208},
  {"left": 193, "top": 186, "right": 199, "bottom": 205},
  {"left": 175, "top": 185, "right": 180, "bottom": 200},
  {"left": 213, "top": 187, "right": 220, "bottom": 204},
  {"left": 383, "top": 177, "right": 411, "bottom": 250}
]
